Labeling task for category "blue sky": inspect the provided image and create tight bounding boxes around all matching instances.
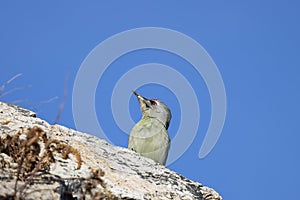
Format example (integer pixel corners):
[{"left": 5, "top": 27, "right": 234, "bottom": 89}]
[{"left": 1, "top": 1, "right": 299, "bottom": 199}]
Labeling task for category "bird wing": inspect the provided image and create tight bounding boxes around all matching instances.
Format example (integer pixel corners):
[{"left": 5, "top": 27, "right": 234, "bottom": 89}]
[{"left": 128, "top": 118, "right": 170, "bottom": 165}]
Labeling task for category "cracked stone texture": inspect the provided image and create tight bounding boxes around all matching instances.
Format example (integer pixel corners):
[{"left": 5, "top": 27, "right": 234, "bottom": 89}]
[{"left": 0, "top": 102, "right": 222, "bottom": 200}]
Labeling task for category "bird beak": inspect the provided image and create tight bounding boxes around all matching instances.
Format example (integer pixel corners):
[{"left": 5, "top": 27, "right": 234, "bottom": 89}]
[{"left": 133, "top": 90, "right": 151, "bottom": 111}]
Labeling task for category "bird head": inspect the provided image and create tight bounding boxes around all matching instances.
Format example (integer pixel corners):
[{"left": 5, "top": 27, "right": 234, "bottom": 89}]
[{"left": 133, "top": 91, "right": 172, "bottom": 129}]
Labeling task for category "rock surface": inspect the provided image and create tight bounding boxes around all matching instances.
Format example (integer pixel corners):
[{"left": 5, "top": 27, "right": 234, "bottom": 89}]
[{"left": 0, "top": 102, "right": 222, "bottom": 200}]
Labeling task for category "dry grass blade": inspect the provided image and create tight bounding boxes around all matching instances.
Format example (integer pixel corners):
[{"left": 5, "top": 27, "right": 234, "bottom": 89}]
[
  {"left": 0, "top": 73, "right": 22, "bottom": 93},
  {"left": 53, "top": 72, "right": 69, "bottom": 125},
  {"left": 0, "top": 73, "right": 23, "bottom": 99}
]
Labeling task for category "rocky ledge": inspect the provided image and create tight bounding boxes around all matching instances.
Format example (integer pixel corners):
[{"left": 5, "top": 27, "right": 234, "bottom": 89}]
[{"left": 0, "top": 102, "right": 222, "bottom": 200}]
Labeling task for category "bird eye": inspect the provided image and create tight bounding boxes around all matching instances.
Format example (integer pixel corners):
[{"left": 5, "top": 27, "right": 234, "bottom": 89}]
[{"left": 150, "top": 100, "right": 157, "bottom": 105}]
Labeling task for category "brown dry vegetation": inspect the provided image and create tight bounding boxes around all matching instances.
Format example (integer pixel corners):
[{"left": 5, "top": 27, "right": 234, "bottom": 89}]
[{"left": 0, "top": 126, "right": 111, "bottom": 199}]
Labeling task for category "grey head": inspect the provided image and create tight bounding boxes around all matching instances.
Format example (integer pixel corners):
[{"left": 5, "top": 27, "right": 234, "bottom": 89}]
[{"left": 133, "top": 91, "right": 172, "bottom": 129}]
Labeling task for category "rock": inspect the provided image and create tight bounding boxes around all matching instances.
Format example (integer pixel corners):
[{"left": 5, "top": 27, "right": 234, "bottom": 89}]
[{"left": 0, "top": 102, "right": 222, "bottom": 200}]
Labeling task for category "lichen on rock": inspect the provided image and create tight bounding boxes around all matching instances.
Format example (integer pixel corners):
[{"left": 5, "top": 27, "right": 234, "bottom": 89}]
[{"left": 0, "top": 102, "right": 222, "bottom": 200}]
